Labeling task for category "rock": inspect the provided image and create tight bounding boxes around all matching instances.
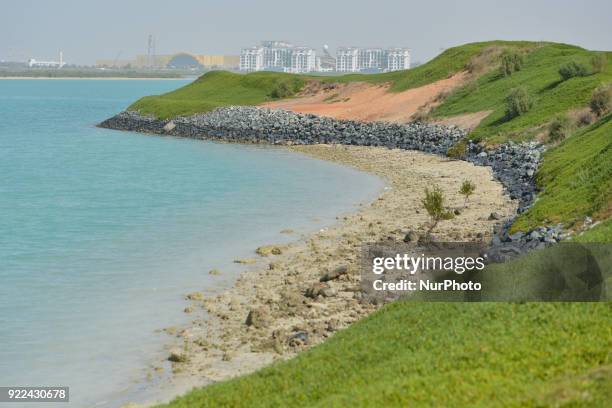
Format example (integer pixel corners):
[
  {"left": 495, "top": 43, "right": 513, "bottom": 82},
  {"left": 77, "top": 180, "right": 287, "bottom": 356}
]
[
  {"left": 287, "top": 331, "right": 309, "bottom": 347},
  {"left": 320, "top": 265, "right": 348, "bottom": 282},
  {"left": 403, "top": 230, "right": 419, "bottom": 243},
  {"left": 234, "top": 258, "right": 257, "bottom": 264},
  {"left": 453, "top": 208, "right": 462, "bottom": 216},
  {"left": 245, "top": 308, "right": 269, "bottom": 328},
  {"left": 183, "top": 306, "right": 194, "bottom": 313},
  {"left": 256, "top": 245, "right": 283, "bottom": 256},
  {"left": 320, "top": 287, "right": 338, "bottom": 297},
  {"left": 280, "top": 229, "right": 294, "bottom": 234},
  {"left": 163, "top": 120, "right": 176, "bottom": 132},
  {"left": 185, "top": 292, "right": 204, "bottom": 301},
  {"left": 305, "top": 282, "right": 329, "bottom": 298},
  {"left": 509, "top": 232, "right": 524, "bottom": 241},
  {"left": 168, "top": 349, "right": 188, "bottom": 363},
  {"left": 488, "top": 212, "right": 502, "bottom": 221},
  {"left": 208, "top": 269, "right": 221, "bottom": 275}
]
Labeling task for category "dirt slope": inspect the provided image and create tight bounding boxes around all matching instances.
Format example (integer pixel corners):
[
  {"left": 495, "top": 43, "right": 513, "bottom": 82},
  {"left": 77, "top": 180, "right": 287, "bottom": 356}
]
[{"left": 262, "top": 72, "right": 468, "bottom": 124}]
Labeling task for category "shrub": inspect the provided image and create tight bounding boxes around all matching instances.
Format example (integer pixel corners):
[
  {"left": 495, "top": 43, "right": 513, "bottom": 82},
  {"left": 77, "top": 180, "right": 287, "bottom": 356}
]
[
  {"left": 591, "top": 54, "right": 607, "bottom": 74},
  {"left": 421, "top": 186, "right": 454, "bottom": 232},
  {"left": 548, "top": 115, "right": 574, "bottom": 143},
  {"left": 499, "top": 51, "right": 525, "bottom": 77},
  {"left": 270, "top": 79, "right": 301, "bottom": 99},
  {"left": 589, "top": 84, "right": 612, "bottom": 117},
  {"left": 459, "top": 179, "right": 476, "bottom": 207},
  {"left": 446, "top": 139, "right": 467, "bottom": 159},
  {"left": 505, "top": 87, "right": 534, "bottom": 119},
  {"left": 558, "top": 61, "right": 590, "bottom": 81},
  {"left": 576, "top": 110, "right": 595, "bottom": 126}
]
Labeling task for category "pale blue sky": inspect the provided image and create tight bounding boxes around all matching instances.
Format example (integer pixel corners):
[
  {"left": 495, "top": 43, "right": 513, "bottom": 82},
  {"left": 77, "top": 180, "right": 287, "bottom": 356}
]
[{"left": 2, "top": 0, "right": 611, "bottom": 65}]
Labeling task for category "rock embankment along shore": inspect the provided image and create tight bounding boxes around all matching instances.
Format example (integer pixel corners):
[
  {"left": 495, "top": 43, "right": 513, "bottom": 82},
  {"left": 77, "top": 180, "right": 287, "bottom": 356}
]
[{"left": 99, "top": 107, "right": 557, "bottom": 258}]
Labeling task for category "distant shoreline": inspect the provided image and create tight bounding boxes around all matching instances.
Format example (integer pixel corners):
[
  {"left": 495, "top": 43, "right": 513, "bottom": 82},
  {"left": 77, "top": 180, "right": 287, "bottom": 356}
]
[{"left": 0, "top": 76, "right": 193, "bottom": 80}]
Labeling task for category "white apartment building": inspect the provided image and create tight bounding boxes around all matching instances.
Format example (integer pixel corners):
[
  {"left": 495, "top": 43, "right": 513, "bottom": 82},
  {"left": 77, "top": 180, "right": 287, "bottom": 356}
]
[
  {"left": 335, "top": 47, "right": 360, "bottom": 72},
  {"left": 290, "top": 47, "right": 316, "bottom": 73},
  {"left": 239, "top": 47, "right": 264, "bottom": 72},
  {"left": 336, "top": 47, "right": 410, "bottom": 72},
  {"left": 358, "top": 48, "right": 386, "bottom": 70},
  {"left": 386, "top": 48, "right": 411, "bottom": 72},
  {"left": 240, "top": 41, "right": 316, "bottom": 73}
]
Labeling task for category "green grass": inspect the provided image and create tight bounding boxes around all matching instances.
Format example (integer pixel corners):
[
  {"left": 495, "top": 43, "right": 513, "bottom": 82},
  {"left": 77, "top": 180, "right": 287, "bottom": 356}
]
[
  {"left": 160, "top": 303, "right": 611, "bottom": 407},
  {"left": 432, "top": 44, "right": 612, "bottom": 143},
  {"left": 575, "top": 219, "right": 612, "bottom": 243},
  {"left": 511, "top": 114, "right": 612, "bottom": 232},
  {"left": 129, "top": 71, "right": 307, "bottom": 119}
]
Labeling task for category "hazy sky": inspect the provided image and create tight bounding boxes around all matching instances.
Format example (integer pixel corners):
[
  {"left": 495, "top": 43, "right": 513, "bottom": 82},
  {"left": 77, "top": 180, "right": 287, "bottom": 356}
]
[{"left": 2, "top": 0, "right": 611, "bottom": 65}]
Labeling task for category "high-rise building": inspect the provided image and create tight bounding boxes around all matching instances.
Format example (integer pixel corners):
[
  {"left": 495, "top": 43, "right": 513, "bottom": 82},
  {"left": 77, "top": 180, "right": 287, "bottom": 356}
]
[
  {"left": 239, "top": 47, "right": 264, "bottom": 72},
  {"left": 336, "top": 47, "right": 410, "bottom": 72},
  {"left": 386, "top": 48, "right": 411, "bottom": 72},
  {"left": 335, "top": 47, "right": 360, "bottom": 72},
  {"left": 240, "top": 42, "right": 316, "bottom": 73}
]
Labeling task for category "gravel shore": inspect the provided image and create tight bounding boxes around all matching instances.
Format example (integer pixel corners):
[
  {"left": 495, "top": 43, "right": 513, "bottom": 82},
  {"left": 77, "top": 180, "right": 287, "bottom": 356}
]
[{"left": 135, "top": 145, "right": 515, "bottom": 406}]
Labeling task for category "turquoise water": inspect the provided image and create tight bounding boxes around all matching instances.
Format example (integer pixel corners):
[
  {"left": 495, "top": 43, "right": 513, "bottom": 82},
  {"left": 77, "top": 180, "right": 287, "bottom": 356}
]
[{"left": 0, "top": 79, "right": 382, "bottom": 406}]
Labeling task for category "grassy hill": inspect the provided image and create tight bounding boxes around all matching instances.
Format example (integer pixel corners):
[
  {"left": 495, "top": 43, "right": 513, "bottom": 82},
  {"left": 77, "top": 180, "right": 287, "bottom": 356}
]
[
  {"left": 432, "top": 43, "right": 612, "bottom": 143},
  {"left": 160, "top": 303, "right": 611, "bottom": 407}
]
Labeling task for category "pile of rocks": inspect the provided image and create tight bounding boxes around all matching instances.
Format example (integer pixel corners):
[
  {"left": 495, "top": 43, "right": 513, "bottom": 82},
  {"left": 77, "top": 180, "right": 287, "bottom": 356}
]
[
  {"left": 466, "top": 141, "right": 545, "bottom": 213},
  {"left": 100, "top": 107, "right": 467, "bottom": 155},
  {"left": 485, "top": 222, "right": 564, "bottom": 262}
]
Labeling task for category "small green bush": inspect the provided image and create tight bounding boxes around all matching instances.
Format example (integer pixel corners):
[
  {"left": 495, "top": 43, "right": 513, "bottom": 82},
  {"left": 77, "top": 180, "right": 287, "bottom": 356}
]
[
  {"left": 591, "top": 54, "right": 607, "bottom": 74},
  {"left": 269, "top": 79, "right": 301, "bottom": 99},
  {"left": 505, "top": 87, "right": 534, "bottom": 119},
  {"left": 499, "top": 51, "right": 525, "bottom": 77},
  {"left": 589, "top": 84, "right": 612, "bottom": 117},
  {"left": 558, "top": 61, "right": 590, "bottom": 81},
  {"left": 548, "top": 115, "right": 574, "bottom": 142},
  {"left": 421, "top": 186, "right": 454, "bottom": 232},
  {"left": 459, "top": 179, "right": 476, "bottom": 207},
  {"left": 446, "top": 139, "right": 468, "bottom": 159}
]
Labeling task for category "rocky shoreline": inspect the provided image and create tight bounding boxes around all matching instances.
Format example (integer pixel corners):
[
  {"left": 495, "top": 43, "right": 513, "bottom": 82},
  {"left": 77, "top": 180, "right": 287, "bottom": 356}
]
[{"left": 99, "top": 107, "right": 558, "bottom": 258}]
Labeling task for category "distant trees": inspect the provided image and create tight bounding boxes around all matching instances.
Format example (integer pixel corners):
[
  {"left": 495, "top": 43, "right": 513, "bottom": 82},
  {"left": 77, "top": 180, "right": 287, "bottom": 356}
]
[
  {"left": 499, "top": 51, "right": 525, "bottom": 77},
  {"left": 505, "top": 87, "right": 534, "bottom": 119}
]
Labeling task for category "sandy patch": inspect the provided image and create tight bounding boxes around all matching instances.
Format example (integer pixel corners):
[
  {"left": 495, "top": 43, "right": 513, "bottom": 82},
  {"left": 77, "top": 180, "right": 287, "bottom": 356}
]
[
  {"left": 133, "top": 144, "right": 516, "bottom": 406},
  {"left": 262, "top": 73, "right": 467, "bottom": 124},
  {"left": 433, "top": 110, "right": 493, "bottom": 131}
]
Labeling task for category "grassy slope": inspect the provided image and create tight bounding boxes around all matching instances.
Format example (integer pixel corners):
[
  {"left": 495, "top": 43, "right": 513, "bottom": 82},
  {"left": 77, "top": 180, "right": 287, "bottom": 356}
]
[
  {"left": 511, "top": 114, "right": 612, "bottom": 232},
  {"left": 161, "top": 303, "right": 611, "bottom": 408},
  {"left": 433, "top": 44, "right": 612, "bottom": 143},
  {"left": 129, "top": 71, "right": 306, "bottom": 119}
]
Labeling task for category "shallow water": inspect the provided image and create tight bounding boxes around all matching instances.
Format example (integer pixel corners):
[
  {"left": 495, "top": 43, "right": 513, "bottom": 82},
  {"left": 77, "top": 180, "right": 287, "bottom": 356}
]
[{"left": 0, "top": 79, "right": 383, "bottom": 406}]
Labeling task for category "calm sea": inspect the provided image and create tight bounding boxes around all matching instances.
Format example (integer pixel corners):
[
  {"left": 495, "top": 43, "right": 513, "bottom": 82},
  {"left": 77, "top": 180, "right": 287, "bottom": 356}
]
[{"left": 0, "top": 79, "right": 382, "bottom": 406}]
